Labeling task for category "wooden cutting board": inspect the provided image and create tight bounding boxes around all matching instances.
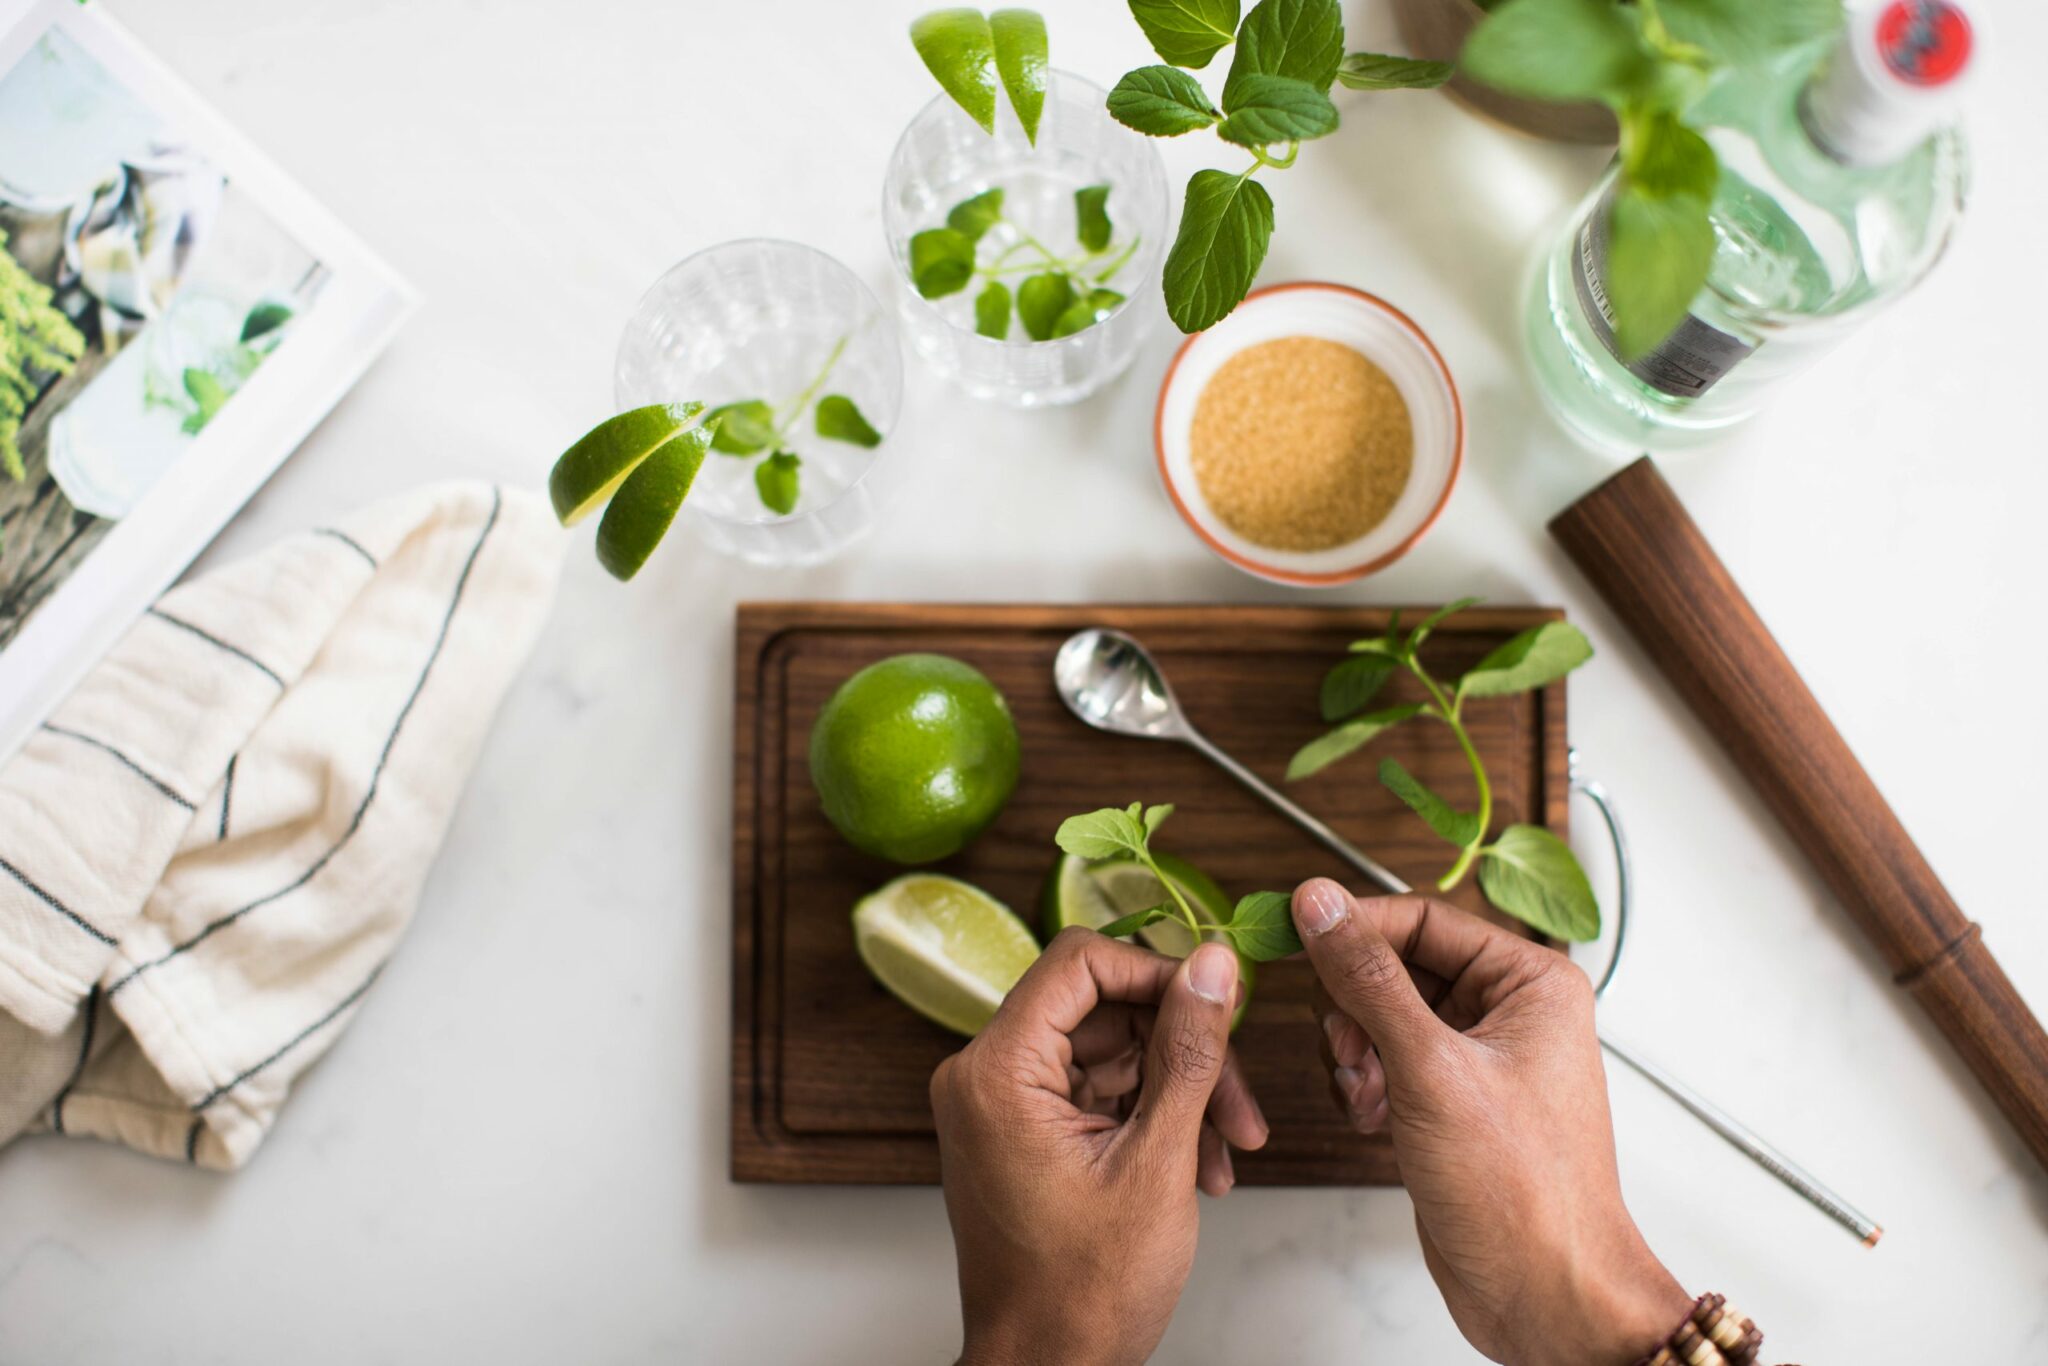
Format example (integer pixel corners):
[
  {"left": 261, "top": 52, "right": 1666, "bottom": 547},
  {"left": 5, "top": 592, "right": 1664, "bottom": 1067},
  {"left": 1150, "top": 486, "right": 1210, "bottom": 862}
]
[{"left": 732, "top": 602, "right": 1571, "bottom": 1185}]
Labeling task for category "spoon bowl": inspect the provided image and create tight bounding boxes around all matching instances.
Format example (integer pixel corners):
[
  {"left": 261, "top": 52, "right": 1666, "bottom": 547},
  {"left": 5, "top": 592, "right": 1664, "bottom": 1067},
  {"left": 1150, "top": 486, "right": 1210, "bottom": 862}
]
[{"left": 1053, "top": 629, "right": 1189, "bottom": 741}]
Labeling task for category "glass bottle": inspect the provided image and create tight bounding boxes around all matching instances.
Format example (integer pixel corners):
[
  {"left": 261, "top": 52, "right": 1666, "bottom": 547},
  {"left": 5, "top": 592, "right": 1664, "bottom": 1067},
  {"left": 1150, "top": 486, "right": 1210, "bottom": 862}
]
[{"left": 1526, "top": 0, "right": 1975, "bottom": 453}]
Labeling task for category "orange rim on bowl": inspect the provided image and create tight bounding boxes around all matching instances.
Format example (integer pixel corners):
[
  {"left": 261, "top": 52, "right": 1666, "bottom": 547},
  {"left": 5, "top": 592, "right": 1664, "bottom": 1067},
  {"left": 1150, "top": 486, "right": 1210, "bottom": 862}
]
[{"left": 1153, "top": 282, "right": 1464, "bottom": 587}]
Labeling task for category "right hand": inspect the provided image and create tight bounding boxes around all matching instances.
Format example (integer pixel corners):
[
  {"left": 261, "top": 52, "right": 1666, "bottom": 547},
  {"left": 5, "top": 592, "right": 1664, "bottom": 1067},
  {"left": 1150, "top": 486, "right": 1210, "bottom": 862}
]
[{"left": 1290, "top": 879, "right": 1692, "bottom": 1366}]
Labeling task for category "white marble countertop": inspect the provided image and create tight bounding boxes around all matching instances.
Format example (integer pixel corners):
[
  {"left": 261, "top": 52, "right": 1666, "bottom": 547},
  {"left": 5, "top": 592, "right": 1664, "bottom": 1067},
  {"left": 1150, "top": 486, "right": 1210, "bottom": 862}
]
[{"left": 4, "top": 1, "right": 2045, "bottom": 1361}]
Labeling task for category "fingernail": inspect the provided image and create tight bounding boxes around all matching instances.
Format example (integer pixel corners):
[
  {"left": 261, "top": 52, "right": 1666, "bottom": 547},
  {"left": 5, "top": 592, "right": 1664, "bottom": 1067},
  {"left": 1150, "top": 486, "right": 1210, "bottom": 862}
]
[
  {"left": 1221, "top": 1142, "right": 1235, "bottom": 1187},
  {"left": 1187, "top": 944, "right": 1235, "bottom": 1003},
  {"left": 1322, "top": 1013, "right": 1346, "bottom": 1051},
  {"left": 1333, "top": 1065, "right": 1363, "bottom": 1104},
  {"left": 1295, "top": 879, "right": 1350, "bottom": 937}
]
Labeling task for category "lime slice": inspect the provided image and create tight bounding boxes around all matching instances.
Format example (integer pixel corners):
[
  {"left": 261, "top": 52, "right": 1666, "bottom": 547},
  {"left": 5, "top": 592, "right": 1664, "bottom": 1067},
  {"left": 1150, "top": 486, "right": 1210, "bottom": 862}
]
[
  {"left": 854, "top": 874, "right": 1040, "bottom": 1036},
  {"left": 592, "top": 424, "right": 713, "bottom": 581},
  {"left": 549, "top": 402, "right": 702, "bottom": 526},
  {"left": 1041, "top": 852, "right": 1254, "bottom": 1028}
]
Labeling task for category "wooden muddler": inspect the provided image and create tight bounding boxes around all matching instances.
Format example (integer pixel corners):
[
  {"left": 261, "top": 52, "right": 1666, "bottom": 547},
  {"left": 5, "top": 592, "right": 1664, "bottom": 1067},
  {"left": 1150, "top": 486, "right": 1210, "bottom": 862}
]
[{"left": 1551, "top": 456, "right": 2048, "bottom": 1172}]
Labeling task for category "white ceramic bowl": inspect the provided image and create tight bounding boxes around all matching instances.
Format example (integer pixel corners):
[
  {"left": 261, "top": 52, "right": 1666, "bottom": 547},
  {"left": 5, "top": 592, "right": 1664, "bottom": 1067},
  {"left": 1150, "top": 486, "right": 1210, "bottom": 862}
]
[{"left": 1154, "top": 282, "right": 1464, "bottom": 587}]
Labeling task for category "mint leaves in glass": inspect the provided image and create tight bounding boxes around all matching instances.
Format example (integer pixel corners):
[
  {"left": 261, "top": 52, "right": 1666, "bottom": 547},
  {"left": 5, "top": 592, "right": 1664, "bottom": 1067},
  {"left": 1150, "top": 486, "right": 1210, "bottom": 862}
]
[
  {"left": 888, "top": 35, "right": 1167, "bottom": 405},
  {"left": 1106, "top": 0, "right": 1452, "bottom": 334}
]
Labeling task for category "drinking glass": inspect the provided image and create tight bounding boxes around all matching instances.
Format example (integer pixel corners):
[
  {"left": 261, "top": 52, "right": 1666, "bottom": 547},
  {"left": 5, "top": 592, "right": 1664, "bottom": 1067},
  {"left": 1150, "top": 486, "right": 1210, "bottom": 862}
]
[
  {"left": 613, "top": 240, "right": 904, "bottom": 567},
  {"left": 881, "top": 71, "right": 1169, "bottom": 407}
]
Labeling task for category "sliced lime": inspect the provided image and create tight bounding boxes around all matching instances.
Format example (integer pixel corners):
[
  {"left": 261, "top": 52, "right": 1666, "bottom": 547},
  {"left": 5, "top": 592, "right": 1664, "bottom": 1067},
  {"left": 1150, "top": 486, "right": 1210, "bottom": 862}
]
[
  {"left": 1041, "top": 851, "right": 1254, "bottom": 1028},
  {"left": 592, "top": 424, "right": 712, "bottom": 581},
  {"left": 549, "top": 403, "right": 703, "bottom": 526},
  {"left": 910, "top": 9, "right": 998, "bottom": 134},
  {"left": 854, "top": 874, "right": 1040, "bottom": 1037}
]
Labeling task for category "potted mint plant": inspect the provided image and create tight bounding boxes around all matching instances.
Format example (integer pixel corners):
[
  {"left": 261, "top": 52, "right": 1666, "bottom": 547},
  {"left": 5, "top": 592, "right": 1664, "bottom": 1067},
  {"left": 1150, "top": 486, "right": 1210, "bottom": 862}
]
[{"left": 1103, "top": 0, "right": 1455, "bottom": 333}]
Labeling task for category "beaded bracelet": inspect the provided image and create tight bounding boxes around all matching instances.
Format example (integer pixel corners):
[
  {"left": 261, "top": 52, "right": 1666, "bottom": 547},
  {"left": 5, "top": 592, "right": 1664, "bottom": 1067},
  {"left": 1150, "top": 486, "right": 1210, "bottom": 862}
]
[{"left": 1633, "top": 1294, "right": 1767, "bottom": 1366}]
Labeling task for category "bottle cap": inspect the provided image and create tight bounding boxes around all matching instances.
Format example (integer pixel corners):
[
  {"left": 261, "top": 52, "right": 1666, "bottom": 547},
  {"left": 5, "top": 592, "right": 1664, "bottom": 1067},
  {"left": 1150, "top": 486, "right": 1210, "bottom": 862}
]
[{"left": 1803, "top": 0, "right": 1976, "bottom": 165}]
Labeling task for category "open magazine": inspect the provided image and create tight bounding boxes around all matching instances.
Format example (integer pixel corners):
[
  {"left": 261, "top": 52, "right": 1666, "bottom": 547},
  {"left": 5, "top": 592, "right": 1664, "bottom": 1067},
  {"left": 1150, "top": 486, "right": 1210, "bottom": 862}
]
[{"left": 0, "top": 0, "right": 411, "bottom": 761}]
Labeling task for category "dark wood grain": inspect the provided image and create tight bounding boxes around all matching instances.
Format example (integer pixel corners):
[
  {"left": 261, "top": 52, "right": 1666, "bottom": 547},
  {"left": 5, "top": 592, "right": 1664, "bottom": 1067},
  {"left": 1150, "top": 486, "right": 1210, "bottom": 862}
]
[
  {"left": 1551, "top": 457, "right": 2048, "bottom": 1173},
  {"left": 732, "top": 602, "right": 1574, "bottom": 1185}
]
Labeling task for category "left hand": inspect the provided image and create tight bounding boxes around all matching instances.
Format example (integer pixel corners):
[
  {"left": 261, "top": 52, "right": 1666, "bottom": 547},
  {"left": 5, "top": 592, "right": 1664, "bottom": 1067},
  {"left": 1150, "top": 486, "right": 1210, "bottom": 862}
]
[{"left": 931, "top": 927, "right": 1268, "bottom": 1366}]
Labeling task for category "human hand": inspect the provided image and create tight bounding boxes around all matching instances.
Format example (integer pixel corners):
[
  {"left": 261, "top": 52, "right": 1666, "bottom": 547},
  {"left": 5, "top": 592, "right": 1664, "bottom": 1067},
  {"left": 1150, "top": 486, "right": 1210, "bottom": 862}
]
[
  {"left": 931, "top": 927, "right": 1268, "bottom": 1366},
  {"left": 1291, "top": 879, "right": 1690, "bottom": 1366}
]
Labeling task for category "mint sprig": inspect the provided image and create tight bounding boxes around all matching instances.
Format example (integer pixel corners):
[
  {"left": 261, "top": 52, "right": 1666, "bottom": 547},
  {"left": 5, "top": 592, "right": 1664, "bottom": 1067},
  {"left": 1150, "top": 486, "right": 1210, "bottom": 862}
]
[
  {"left": 1054, "top": 803, "right": 1301, "bottom": 961},
  {"left": 695, "top": 337, "right": 883, "bottom": 516},
  {"left": 1108, "top": 0, "right": 1451, "bottom": 333},
  {"left": 1287, "top": 602, "right": 1602, "bottom": 942}
]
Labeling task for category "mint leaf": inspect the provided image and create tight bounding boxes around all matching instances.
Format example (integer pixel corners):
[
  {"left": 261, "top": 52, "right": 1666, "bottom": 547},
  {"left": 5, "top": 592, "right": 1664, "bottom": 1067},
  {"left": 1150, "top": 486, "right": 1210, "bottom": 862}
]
[
  {"left": 754, "top": 450, "right": 801, "bottom": 516},
  {"left": 1162, "top": 169, "right": 1274, "bottom": 333},
  {"left": 1074, "top": 183, "right": 1113, "bottom": 253},
  {"left": 911, "top": 8, "right": 999, "bottom": 133},
  {"left": 1107, "top": 65, "right": 1222, "bottom": 135},
  {"left": 1017, "top": 272, "right": 1076, "bottom": 340},
  {"left": 1049, "top": 287, "right": 1124, "bottom": 338},
  {"left": 1606, "top": 181, "right": 1714, "bottom": 359},
  {"left": 1624, "top": 106, "right": 1718, "bottom": 199},
  {"left": 1335, "top": 52, "right": 1454, "bottom": 90},
  {"left": 1285, "top": 702, "right": 1424, "bottom": 780},
  {"left": 1377, "top": 757, "right": 1482, "bottom": 848},
  {"left": 1097, "top": 906, "right": 1174, "bottom": 940},
  {"left": 1223, "top": 0, "right": 1345, "bottom": 110},
  {"left": 240, "top": 301, "right": 293, "bottom": 342},
  {"left": 181, "top": 367, "right": 230, "bottom": 434},
  {"left": 1054, "top": 806, "right": 1150, "bottom": 861},
  {"left": 947, "top": 188, "right": 1006, "bottom": 243},
  {"left": 1319, "top": 654, "right": 1393, "bottom": 722},
  {"left": 1143, "top": 803, "right": 1174, "bottom": 837},
  {"left": 705, "top": 399, "right": 776, "bottom": 455},
  {"left": 1477, "top": 825, "right": 1599, "bottom": 942},
  {"left": 1221, "top": 891, "right": 1302, "bottom": 961},
  {"left": 1406, "top": 595, "right": 1480, "bottom": 652},
  {"left": 975, "top": 281, "right": 1012, "bottom": 339},
  {"left": 1217, "top": 73, "right": 1339, "bottom": 146},
  {"left": 1129, "top": 0, "right": 1241, "bottom": 70},
  {"left": 1658, "top": 0, "right": 1843, "bottom": 65},
  {"left": 909, "top": 227, "right": 977, "bottom": 298},
  {"left": 815, "top": 395, "right": 883, "bottom": 447},
  {"left": 1459, "top": 0, "right": 1654, "bottom": 103},
  {"left": 991, "top": 8, "right": 1049, "bottom": 144},
  {"left": 1458, "top": 621, "right": 1593, "bottom": 699}
]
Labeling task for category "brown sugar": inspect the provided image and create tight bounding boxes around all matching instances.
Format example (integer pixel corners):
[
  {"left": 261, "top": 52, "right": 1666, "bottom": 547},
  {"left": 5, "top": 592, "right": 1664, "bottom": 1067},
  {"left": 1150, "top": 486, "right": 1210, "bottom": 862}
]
[{"left": 1189, "top": 336, "right": 1413, "bottom": 552}]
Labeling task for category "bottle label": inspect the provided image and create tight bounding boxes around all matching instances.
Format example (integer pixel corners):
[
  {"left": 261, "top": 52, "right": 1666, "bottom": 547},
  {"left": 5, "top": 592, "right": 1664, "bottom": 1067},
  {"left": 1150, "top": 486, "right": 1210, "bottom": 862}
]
[{"left": 1571, "top": 197, "right": 1755, "bottom": 400}]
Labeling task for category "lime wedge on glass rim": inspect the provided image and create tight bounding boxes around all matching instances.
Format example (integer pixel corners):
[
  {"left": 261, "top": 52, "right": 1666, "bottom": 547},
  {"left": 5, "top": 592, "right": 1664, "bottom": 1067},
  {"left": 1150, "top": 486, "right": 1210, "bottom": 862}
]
[
  {"left": 549, "top": 403, "right": 713, "bottom": 581},
  {"left": 853, "top": 874, "right": 1040, "bottom": 1037},
  {"left": 1043, "top": 851, "right": 1254, "bottom": 1028}
]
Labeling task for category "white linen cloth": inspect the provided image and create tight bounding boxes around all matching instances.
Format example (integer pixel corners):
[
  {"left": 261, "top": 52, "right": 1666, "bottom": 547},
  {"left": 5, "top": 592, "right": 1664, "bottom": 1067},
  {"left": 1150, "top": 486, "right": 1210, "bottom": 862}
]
[{"left": 0, "top": 482, "right": 560, "bottom": 1168}]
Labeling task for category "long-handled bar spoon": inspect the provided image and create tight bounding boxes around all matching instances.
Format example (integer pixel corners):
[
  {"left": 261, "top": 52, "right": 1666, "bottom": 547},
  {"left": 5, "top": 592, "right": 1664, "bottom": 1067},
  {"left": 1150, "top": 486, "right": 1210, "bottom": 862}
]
[{"left": 1053, "top": 626, "right": 1880, "bottom": 1245}]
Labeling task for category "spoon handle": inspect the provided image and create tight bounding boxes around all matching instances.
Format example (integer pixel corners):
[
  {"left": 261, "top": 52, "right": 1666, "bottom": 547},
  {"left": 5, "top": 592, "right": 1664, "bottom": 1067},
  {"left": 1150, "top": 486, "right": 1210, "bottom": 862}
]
[
  {"left": 1182, "top": 722, "right": 1879, "bottom": 1243},
  {"left": 1180, "top": 727, "right": 1414, "bottom": 896}
]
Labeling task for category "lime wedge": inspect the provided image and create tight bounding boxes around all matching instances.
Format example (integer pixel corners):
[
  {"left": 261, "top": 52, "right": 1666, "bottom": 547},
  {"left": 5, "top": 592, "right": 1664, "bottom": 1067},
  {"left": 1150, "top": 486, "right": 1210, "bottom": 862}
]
[
  {"left": 1041, "top": 852, "right": 1254, "bottom": 1028},
  {"left": 854, "top": 874, "right": 1040, "bottom": 1036},
  {"left": 592, "top": 424, "right": 712, "bottom": 581},
  {"left": 549, "top": 402, "right": 703, "bottom": 526}
]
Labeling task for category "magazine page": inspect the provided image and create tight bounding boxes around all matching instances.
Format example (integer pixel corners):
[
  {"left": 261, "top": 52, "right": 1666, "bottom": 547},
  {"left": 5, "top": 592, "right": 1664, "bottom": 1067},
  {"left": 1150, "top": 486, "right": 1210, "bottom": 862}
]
[{"left": 0, "top": 0, "right": 411, "bottom": 761}]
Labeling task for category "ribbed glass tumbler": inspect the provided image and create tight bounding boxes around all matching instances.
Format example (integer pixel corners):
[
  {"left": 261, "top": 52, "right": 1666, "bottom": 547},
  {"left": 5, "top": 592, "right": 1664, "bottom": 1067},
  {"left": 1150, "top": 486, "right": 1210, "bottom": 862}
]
[
  {"left": 881, "top": 71, "right": 1169, "bottom": 407},
  {"left": 613, "top": 240, "right": 904, "bottom": 567}
]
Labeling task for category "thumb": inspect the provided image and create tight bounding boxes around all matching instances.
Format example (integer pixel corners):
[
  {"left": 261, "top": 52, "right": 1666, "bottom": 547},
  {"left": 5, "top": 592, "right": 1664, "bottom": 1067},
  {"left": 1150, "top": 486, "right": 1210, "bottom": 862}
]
[
  {"left": 1130, "top": 942, "right": 1238, "bottom": 1155},
  {"left": 1292, "top": 878, "right": 1446, "bottom": 1069}
]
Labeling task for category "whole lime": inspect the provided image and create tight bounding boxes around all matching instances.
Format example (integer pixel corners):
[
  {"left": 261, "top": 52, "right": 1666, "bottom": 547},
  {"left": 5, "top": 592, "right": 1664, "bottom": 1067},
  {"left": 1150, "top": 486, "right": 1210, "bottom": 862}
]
[{"left": 809, "top": 653, "right": 1021, "bottom": 865}]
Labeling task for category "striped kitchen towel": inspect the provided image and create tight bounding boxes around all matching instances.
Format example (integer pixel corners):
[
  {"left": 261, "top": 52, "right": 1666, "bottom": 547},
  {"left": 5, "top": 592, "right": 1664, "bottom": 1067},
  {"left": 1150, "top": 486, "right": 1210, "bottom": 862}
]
[{"left": 0, "top": 482, "right": 561, "bottom": 1169}]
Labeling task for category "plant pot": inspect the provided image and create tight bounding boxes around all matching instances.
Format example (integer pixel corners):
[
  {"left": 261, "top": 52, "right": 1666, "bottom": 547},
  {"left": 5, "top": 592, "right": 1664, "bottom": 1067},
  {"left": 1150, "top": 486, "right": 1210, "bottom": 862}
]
[{"left": 1392, "top": 0, "right": 1618, "bottom": 145}]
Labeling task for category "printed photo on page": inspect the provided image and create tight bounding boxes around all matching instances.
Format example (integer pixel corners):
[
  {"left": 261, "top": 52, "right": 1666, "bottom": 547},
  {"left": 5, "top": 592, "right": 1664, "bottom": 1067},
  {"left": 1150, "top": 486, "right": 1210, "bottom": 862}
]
[{"left": 0, "top": 0, "right": 412, "bottom": 762}]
